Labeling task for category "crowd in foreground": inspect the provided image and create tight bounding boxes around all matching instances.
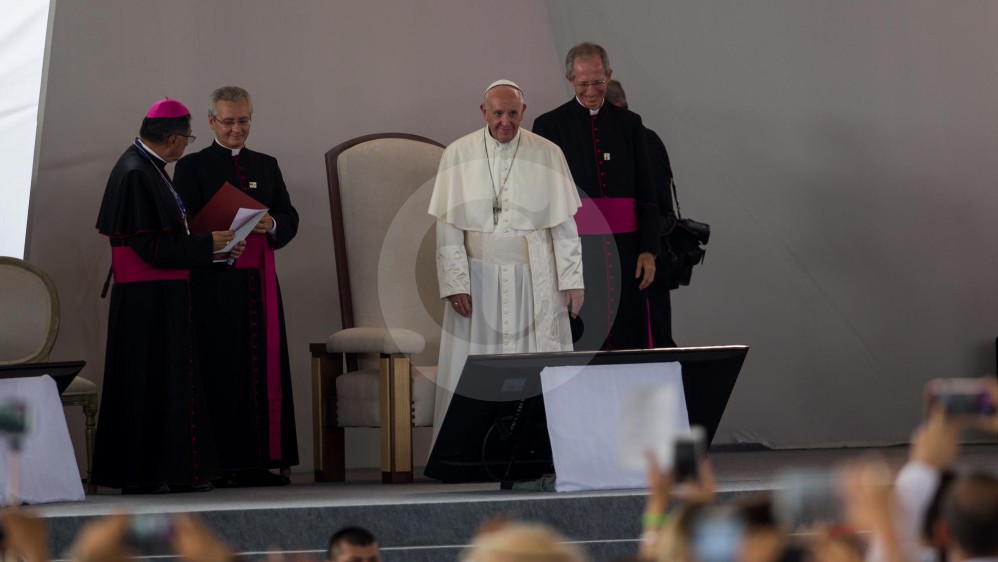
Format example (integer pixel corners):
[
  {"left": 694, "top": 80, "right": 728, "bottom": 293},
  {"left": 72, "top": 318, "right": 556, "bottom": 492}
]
[{"left": 1, "top": 378, "right": 995, "bottom": 562}]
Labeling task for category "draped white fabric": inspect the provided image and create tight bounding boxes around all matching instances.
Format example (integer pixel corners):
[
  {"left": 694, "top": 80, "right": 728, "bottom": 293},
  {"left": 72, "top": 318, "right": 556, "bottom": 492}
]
[
  {"left": 541, "top": 362, "right": 687, "bottom": 492},
  {"left": 0, "top": 376, "right": 85, "bottom": 504},
  {"left": 0, "top": 0, "right": 48, "bottom": 259}
]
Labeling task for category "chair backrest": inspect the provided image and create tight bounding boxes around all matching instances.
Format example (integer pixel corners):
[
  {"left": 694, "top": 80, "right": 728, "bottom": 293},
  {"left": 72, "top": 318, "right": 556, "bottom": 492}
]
[
  {"left": 325, "top": 133, "right": 445, "bottom": 366},
  {"left": 0, "top": 257, "right": 60, "bottom": 365}
]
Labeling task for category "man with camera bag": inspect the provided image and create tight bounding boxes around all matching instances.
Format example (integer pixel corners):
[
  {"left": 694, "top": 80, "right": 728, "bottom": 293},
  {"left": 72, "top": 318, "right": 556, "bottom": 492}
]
[{"left": 605, "top": 79, "right": 677, "bottom": 347}]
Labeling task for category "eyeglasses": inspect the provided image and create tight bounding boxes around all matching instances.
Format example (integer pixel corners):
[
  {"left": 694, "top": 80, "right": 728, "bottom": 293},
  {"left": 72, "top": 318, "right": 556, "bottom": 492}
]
[
  {"left": 212, "top": 117, "right": 252, "bottom": 128},
  {"left": 573, "top": 79, "right": 608, "bottom": 91},
  {"left": 178, "top": 133, "right": 196, "bottom": 143}
]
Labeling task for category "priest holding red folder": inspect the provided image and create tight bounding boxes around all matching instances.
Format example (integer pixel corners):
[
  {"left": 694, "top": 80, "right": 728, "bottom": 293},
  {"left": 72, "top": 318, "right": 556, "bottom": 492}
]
[{"left": 174, "top": 86, "right": 299, "bottom": 487}]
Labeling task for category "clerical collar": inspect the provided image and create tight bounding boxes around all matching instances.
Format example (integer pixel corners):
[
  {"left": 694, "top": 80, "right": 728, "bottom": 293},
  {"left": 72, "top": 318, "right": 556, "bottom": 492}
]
[
  {"left": 214, "top": 138, "right": 242, "bottom": 156},
  {"left": 575, "top": 96, "right": 604, "bottom": 115},
  {"left": 136, "top": 138, "right": 166, "bottom": 164},
  {"left": 484, "top": 127, "right": 521, "bottom": 150}
]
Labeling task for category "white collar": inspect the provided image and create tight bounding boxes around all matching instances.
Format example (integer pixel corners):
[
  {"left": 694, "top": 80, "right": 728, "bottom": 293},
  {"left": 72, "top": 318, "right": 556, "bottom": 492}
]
[
  {"left": 136, "top": 138, "right": 166, "bottom": 164},
  {"left": 484, "top": 127, "right": 521, "bottom": 149},
  {"left": 214, "top": 138, "right": 242, "bottom": 156},
  {"left": 575, "top": 96, "right": 603, "bottom": 115},
  {"left": 485, "top": 125, "right": 522, "bottom": 153}
]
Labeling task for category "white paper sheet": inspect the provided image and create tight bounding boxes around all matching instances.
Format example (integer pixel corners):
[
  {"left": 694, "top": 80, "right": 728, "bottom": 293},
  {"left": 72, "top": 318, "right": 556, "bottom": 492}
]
[
  {"left": 218, "top": 207, "right": 267, "bottom": 253},
  {"left": 618, "top": 384, "right": 684, "bottom": 471},
  {"left": 540, "top": 362, "right": 688, "bottom": 492}
]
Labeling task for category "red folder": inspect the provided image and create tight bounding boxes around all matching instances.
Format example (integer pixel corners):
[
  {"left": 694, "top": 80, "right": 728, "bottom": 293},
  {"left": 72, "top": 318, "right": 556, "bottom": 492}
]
[{"left": 188, "top": 182, "right": 267, "bottom": 233}]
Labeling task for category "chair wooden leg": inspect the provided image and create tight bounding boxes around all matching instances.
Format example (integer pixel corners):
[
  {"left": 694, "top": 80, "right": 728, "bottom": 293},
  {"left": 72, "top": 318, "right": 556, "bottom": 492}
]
[
  {"left": 379, "top": 354, "right": 413, "bottom": 483},
  {"left": 83, "top": 393, "right": 98, "bottom": 494},
  {"left": 311, "top": 343, "right": 345, "bottom": 482}
]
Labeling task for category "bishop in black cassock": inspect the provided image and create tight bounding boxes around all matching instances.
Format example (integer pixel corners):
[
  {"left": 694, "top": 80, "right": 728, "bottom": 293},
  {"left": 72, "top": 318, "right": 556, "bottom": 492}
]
[
  {"left": 173, "top": 88, "right": 299, "bottom": 486},
  {"left": 93, "top": 99, "right": 226, "bottom": 493},
  {"left": 533, "top": 44, "right": 670, "bottom": 351}
]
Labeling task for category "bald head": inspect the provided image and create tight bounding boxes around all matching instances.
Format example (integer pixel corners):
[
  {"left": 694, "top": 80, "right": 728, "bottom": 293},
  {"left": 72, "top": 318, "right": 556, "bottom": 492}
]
[{"left": 462, "top": 523, "right": 589, "bottom": 562}]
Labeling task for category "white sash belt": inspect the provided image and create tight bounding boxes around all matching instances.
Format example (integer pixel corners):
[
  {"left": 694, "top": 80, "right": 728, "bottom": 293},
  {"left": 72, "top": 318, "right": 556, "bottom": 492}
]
[{"left": 464, "top": 231, "right": 529, "bottom": 265}]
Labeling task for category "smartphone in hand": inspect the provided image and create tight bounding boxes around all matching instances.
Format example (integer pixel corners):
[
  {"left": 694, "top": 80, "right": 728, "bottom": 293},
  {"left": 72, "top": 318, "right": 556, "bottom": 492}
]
[
  {"left": 925, "top": 377, "right": 996, "bottom": 416},
  {"left": 674, "top": 426, "right": 707, "bottom": 482}
]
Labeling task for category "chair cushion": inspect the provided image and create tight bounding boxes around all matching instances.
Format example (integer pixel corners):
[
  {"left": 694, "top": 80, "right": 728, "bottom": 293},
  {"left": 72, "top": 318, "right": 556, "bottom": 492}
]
[
  {"left": 336, "top": 366, "right": 436, "bottom": 427},
  {"left": 327, "top": 327, "right": 425, "bottom": 355},
  {"left": 61, "top": 375, "right": 97, "bottom": 397}
]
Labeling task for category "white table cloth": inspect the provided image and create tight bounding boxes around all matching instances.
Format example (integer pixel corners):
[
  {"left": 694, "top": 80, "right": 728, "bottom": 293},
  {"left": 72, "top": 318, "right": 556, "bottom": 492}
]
[
  {"left": 541, "top": 362, "right": 689, "bottom": 492},
  {"left": 0, "top": 375, "right": 85, "bottom": 504}
]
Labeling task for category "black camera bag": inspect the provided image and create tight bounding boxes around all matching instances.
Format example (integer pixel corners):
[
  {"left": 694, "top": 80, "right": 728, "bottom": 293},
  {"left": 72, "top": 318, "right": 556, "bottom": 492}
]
[{"left": 661, "top": 179, "right": 709, "bottom": 290}]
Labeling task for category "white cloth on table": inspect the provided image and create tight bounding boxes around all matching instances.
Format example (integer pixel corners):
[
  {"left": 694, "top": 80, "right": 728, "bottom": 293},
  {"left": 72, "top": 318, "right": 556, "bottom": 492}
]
[
  {"left": 0, "top": 375, "right": 84, "bottom": 504},
  {"left": 540, "top": 362, "right": 687, "bottom": 492}
]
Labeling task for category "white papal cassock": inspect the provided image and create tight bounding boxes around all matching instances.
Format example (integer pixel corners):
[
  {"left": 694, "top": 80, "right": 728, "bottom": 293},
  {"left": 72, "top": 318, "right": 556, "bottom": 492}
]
[{"left": 428, "top": 126, "right": 584, "bottom": 444}]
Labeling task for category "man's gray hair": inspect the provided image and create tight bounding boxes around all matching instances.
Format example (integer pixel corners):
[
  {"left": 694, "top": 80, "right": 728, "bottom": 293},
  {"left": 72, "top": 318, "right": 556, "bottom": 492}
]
[
  {"left": 565, "top": 42, "right": 610, "bottom": 80},
  {"left": 606, "top": 79, "right": 627, "bottom": 109},
  {"left": 209, "top": 86, "right": 253, "bottom": 116}
]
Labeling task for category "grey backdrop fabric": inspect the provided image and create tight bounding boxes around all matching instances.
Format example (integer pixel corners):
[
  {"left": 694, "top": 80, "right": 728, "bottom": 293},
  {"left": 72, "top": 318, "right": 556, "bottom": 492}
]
[{"left": 27, "top": 1, "right": 998, "bottom": 475}]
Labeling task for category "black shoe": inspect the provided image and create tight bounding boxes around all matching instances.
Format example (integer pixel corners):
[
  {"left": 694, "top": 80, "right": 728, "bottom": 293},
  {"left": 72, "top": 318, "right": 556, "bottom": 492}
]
[
  {"left": 122, "top": 482, "right": 171, "bottom": 495},
  {"left": 212, "top": 473, "right": 241, "bottom": 489},
  {"left": 228, "top": 469, "right": 290, "bottom": 487},
  {"left": 170, "top": 482, "right": 214, "bottom": 493}
]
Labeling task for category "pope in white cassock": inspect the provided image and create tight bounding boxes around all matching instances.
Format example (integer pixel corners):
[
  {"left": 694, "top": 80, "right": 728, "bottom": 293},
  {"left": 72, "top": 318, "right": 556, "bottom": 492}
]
[{"left": 428, "top": 80, "right": 585, "bottom": 443}]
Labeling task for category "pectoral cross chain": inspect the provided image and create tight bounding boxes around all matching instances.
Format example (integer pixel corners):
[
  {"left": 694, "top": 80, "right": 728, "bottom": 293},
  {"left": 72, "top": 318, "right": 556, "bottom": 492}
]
[{"left": 484, "top": 129, "right": 520, "bottom": 227}]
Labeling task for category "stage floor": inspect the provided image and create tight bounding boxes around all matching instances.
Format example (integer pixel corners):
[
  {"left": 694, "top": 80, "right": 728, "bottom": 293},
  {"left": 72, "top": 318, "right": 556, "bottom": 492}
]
[{"left": 34, "top": 444, "right": 998, "bottom": 562}]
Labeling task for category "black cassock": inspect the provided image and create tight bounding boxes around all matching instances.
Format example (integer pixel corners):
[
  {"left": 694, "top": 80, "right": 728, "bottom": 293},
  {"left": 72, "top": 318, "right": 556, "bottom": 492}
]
[
  {"left": 533, "top": 100, "right": 673, "bottom": 350},
  {"left": 644, "top": 128, "right": 677, "bottom": 347},
  {"left": 93, "top": 142, "right": 220, "bottom": 489},
  {"left": 173, "top": 141, "right": 299, "bottom": 471}
]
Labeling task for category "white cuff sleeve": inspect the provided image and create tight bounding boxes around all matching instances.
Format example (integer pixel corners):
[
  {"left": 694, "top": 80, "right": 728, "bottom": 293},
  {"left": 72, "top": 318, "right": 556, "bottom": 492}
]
[
  {"left": 551, "top": 219, "right": 583, "bottom": 291},
  {"left": 436, "top": 221, "right": 470, "bottom": 298}
]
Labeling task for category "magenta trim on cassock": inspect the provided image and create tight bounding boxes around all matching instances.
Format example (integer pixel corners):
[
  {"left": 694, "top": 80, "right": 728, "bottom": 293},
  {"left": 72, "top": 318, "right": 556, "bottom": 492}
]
[
  {"left": 112, "top": 246, "right": 190, "bottom": 283},
  {"left": 235, "top": 234, "right": 283, "bottom": 461},
  {"left": 574, "top": 198, "right": 638, "bottom": 235}
]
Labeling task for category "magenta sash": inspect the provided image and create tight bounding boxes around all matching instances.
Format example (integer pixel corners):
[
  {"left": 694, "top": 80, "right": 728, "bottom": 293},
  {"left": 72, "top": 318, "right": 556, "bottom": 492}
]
[
  {"left": 234, "top": 234, "right": 283, "bottom": 461},
  {"left": 574, "top": 198, "right": 638, "bottom": 235},
  {"left": 112, "top": 246, "right": 190, "bottom": 283}
]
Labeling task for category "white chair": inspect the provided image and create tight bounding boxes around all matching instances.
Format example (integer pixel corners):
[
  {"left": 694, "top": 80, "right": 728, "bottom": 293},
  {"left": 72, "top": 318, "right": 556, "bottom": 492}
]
[
  {"left": 0, "top": 257, "right": 98, "bottom": 493},
  {"left": 312, "top": 133, "right": 445, "bottom": 483}
]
